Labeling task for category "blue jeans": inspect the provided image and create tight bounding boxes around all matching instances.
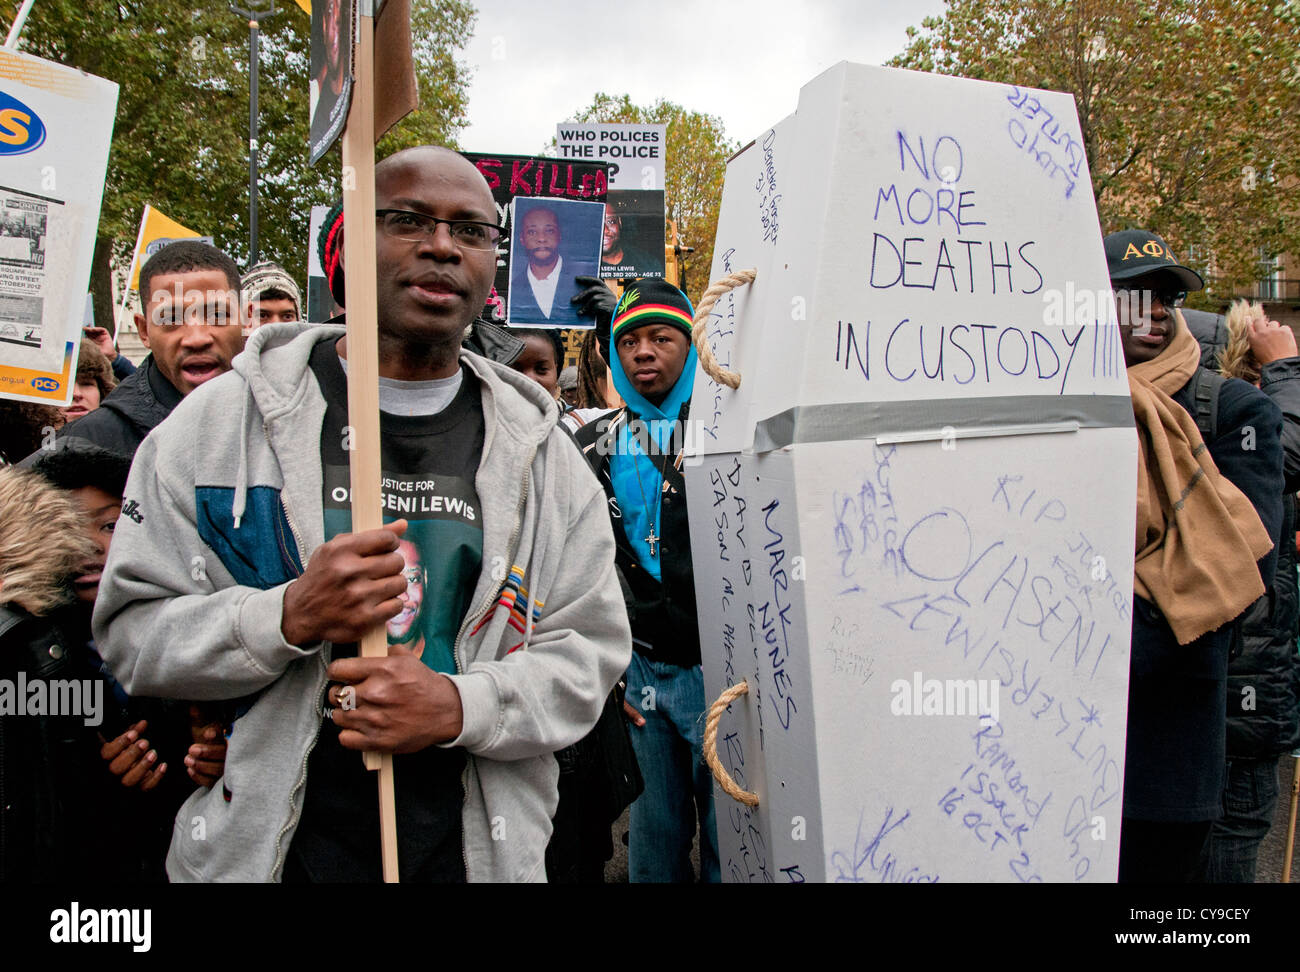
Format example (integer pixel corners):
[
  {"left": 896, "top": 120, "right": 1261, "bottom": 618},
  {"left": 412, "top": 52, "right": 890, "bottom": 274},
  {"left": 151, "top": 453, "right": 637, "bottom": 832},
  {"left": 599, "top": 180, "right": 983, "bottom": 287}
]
[
  {"left": 1206, "top": 757, "right": 1280, "bottom": 883},
  {"left": 624, "top": 652, "right": 720, "bottom": 883}
]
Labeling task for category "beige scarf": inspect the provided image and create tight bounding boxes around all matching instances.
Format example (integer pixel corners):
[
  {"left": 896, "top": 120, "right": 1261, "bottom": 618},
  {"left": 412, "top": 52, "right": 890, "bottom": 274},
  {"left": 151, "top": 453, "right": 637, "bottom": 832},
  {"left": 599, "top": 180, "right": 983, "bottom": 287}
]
[{"left": 1128, "top": 312, "right": 1272, "bottom": 644}]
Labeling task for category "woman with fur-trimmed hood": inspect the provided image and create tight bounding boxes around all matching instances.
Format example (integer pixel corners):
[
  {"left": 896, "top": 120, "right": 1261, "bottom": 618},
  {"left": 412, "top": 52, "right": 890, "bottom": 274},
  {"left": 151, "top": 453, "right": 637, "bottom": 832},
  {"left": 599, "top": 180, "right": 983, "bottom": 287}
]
[{"left": 0, "top": 465, "right": 108, "bottom": 880}]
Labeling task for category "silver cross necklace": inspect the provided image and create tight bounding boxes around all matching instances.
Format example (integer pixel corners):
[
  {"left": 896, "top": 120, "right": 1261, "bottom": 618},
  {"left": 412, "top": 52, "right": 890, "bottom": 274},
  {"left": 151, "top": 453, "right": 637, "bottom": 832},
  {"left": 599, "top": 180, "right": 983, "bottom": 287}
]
[{"left": 627, "top": 423, "right": 674, "bottom": 558}]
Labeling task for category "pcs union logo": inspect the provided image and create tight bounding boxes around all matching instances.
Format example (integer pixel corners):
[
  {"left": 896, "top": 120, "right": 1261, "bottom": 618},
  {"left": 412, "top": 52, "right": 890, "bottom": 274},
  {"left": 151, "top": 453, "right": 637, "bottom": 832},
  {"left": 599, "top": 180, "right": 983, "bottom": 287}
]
[
  {"left": 0, "top": 90, "right": 46, "bottom": 156},
  {"left": 31, "top": 376, "right": 59, "bottom": 391}
]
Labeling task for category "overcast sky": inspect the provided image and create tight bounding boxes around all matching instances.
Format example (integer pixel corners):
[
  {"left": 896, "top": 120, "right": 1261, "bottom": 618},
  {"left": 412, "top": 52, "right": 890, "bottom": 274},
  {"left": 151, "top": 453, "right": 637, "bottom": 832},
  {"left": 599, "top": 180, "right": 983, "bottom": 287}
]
[{"left": 460, "top": 0, "right": 949, "bottom": 156}]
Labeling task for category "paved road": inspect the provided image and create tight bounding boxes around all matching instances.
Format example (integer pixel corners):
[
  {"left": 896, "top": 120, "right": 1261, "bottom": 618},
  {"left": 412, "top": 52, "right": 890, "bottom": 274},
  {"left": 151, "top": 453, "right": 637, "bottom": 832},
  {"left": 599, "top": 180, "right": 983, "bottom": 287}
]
[
  {"left": 603, "top": 807, "right": 705, "bottom": 883},
  {"left": 604, "top": 809, "right": 629, "bottom": 883},
  {"left": 1256, "top": 752, "right": 1298, "bottom": 883}
]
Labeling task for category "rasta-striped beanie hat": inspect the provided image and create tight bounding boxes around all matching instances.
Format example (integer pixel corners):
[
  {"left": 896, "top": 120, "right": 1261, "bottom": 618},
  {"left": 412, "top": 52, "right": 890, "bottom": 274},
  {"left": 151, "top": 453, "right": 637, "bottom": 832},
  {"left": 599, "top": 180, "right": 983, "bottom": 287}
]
[
  {"left": 610, "top": 278, "right": 694, "bottom": 342},
  {"left": 317, "top": 198, "right": 346, "bottom": 307}
]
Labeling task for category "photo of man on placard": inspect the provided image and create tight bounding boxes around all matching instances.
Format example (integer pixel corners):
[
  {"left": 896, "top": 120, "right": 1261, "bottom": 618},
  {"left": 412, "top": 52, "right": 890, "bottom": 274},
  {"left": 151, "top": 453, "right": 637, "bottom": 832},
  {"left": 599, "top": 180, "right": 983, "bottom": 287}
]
[{"left": 506, "top": 197, "right": 603, "bottom": 328}]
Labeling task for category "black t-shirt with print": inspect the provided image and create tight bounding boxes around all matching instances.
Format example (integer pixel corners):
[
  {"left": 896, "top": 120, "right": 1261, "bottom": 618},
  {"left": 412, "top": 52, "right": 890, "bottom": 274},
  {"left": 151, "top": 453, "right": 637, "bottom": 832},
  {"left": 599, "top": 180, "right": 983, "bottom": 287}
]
[{"left": 286, "top": 340, "right": 485, "bottom": 882}]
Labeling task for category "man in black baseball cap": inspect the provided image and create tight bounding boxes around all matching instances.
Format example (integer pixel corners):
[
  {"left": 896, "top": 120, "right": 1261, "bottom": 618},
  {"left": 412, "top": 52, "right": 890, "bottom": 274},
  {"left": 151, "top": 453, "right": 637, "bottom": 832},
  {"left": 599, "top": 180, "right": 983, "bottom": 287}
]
[
  {"left": 1105, "top": 228, "right": 1205, "bottom": 289},
  {"left": 1106, "top": 227, "right": 1284, "bottom": 883},
  {"left": 1105, "top": 229, "right": 1205, "bottom": 367}
]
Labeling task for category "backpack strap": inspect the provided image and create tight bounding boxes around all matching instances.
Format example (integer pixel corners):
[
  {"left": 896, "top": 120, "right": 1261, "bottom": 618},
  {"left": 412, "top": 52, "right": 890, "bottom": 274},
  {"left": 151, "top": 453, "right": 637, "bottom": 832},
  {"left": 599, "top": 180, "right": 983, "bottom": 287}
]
[{"left": 1188, "top": 367, "right": 1224, "bottom": 443}]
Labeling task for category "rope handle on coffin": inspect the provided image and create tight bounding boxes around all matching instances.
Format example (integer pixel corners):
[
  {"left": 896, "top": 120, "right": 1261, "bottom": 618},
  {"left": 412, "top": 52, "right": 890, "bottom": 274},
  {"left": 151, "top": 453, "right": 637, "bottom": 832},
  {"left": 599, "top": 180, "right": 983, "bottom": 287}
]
[
  {"left": 689, "top": 269, "right": 757, "bottom": 390},
  {"left": 702, "top": 680, "right": 760, "bottom": 806}
]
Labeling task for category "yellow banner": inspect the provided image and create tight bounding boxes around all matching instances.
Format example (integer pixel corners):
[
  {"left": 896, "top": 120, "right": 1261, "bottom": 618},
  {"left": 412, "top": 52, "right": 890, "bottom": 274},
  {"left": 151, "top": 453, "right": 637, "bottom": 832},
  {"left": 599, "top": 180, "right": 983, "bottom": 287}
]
[{"left": 127, "top": 205, "right": 207, "bottom": 291}]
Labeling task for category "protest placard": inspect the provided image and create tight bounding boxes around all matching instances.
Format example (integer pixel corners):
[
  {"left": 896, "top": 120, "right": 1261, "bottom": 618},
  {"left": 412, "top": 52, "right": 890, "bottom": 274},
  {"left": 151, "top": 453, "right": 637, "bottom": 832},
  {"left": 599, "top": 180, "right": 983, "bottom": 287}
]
[
  {"left": 557, "top": 123, "right": 666, "bottom": 280},
  {"left": 309, "top": 0, "right": 353, "bottom": 164},
  {"left": 556, "top": 122, "right": 665, "bottom": 190},
  {"left": 372, "top": 0, "right": 417, "bottom": 140},
  {"left": 310, "top": 0, "right": 415, "bottom": 165},
  {"left": 686, "top": 63, "right": 1135, "bottom": 883},
  {"left": 0, "top": 47, "right": 117, "bottom": 406},
  {"left": 461, "top": 152, "right": 608, "bottom": 324}
]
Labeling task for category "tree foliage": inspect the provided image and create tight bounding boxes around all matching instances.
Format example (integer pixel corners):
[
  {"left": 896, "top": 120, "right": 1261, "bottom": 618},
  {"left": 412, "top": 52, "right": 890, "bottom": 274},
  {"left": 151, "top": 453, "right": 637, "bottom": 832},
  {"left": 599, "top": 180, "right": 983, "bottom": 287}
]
[
  {"left": 2, "top": 0, "right": 476, "bottom": 330},
  {"left": 890, "top": 0, "right": 1300, "bottom": 301},
  {"left": 563, "top": 94, "right": 738, "bottom": 303}
]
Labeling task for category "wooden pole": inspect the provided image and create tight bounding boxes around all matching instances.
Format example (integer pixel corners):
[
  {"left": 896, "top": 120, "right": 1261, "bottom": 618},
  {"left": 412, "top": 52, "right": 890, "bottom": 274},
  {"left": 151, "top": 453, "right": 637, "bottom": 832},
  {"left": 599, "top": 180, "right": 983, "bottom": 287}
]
[
  {"left": 1283, "top": 753, "right": 1298, "bottom": 883},
  {"left": 340, "top": 3, "right": 399, "bottom": 884}
]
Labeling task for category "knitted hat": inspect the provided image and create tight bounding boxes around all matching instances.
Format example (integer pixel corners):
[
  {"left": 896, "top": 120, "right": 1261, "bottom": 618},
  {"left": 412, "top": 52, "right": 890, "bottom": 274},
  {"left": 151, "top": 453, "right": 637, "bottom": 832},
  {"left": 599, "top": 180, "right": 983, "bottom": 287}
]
[
  {"left": 610, "top": 278, "right": 694, "bottom": 343},
  {"left": 317, "top": 198, "right": 346, "bottom": 307},
  {"left": 241, "top": 261, "right": 302, "bottom": 314}
]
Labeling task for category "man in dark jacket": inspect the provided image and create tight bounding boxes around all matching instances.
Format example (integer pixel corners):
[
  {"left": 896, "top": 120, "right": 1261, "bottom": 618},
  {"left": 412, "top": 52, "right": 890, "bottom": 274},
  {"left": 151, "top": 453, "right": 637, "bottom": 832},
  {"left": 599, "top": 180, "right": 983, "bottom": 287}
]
[
  {"left": 1187, "top": 304, "right": 1300, "bottom": 881},
  {"left": 56, "top": 240, "right": 245, "bottom": 458},
  {"left": 1109, "top": 229, "right": 1284, "bottom": 883}
]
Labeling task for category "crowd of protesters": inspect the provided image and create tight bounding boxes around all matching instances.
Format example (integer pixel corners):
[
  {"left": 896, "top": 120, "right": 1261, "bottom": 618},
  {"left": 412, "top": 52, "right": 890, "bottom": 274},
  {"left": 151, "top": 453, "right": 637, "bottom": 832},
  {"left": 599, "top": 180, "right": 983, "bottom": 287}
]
[{"left": 1, "top": 143, "right": 1297, "bottom": 884}]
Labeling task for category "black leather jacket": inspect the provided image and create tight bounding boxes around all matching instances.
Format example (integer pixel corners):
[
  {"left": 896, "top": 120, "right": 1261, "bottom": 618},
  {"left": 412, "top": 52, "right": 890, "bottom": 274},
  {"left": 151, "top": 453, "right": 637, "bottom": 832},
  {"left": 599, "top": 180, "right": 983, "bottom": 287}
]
[
  {"left": 55, "top": 355, "right": 181, "bottom": 459},
  {"left": 0, "top": 604, "right": 193, "bottom": 881},
  {"left": 0, "top": 604, "right": 119, "bottom": 881}
]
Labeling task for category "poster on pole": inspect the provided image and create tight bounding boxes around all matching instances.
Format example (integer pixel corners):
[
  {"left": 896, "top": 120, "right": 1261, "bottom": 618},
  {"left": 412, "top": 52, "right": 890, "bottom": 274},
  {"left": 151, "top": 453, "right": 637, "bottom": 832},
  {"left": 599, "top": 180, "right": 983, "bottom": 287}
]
[
  {"left": 309, "top": 0, "right": 355, "bottom": 164},
  {"left": 556, "top": 123, "right": 666, "bottom": 280},
  {"left": 0, "top": 47, "right": 118, "bottom": 406},
  {"left": 310, "top": 0, "right": 414, "bottom": 165},
  {"left": 461, "top": 151, "right": 609, "bottom": 324},
  {"left": 373, "top": 0, "right": 417, "bottom": 140}
]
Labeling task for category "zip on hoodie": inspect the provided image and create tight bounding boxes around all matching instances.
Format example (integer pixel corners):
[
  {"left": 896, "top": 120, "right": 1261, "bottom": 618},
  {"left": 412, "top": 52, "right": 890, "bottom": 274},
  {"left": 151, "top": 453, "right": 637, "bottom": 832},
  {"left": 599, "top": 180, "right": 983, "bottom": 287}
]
[
  {"left": 450, "top": 436, "right": 538, "bottom": 881},
  {"left": 262, "top": 419, "right": 325, "bottom": 883}
]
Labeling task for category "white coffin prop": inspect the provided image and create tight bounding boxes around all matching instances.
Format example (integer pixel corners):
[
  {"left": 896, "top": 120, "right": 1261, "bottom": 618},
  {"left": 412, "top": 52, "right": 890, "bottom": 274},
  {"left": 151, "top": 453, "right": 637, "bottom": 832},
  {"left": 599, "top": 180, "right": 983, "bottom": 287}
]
[{"left": 686, "top": 63, "right": 1136, "bottom": 883}]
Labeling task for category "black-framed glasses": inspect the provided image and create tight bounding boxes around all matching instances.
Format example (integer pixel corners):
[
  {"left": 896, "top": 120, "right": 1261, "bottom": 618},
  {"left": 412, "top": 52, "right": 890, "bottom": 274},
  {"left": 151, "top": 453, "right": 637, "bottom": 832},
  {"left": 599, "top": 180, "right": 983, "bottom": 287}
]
[
  {"left": 1112, "top": 284, "right": 1187, "bottom": 308},
  {"left": 376, "top": 209, "right": 503, "bottom": 250}
]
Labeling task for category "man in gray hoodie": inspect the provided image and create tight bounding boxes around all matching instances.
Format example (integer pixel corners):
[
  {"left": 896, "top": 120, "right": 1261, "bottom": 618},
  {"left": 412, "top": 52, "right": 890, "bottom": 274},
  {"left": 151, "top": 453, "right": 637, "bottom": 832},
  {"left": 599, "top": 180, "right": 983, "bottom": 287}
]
[{"left": 93, "top": 146, "right": 631, "bottom": 882}]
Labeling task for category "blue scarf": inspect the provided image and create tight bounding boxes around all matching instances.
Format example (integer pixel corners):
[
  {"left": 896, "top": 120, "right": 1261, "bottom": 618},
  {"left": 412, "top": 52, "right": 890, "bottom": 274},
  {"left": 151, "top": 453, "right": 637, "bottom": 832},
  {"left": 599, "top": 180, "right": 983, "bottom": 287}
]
[{"left": 608, "top": 338, "right": 698, "bottom": 580}]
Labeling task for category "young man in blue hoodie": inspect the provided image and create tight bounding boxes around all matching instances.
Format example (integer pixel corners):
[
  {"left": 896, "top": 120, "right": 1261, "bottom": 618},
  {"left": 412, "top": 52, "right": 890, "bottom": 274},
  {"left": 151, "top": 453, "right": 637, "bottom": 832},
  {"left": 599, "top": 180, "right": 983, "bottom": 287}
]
[
  {"left": 573, "top": 280, "right": 720, "bottom": 883},
  {"left": 94, "top": 146, "right": 631, "bottom": 882}
]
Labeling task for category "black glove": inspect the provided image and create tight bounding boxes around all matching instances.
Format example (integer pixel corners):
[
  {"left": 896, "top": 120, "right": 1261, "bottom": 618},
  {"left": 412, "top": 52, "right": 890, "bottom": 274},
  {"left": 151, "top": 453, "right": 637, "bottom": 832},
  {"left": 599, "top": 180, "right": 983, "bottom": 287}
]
[
  {"left": 571, "top": 275, "right": 618, "bottom": 325},
  {"left": 571, "top": 276, "right": 617, "bottom": 361}
]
